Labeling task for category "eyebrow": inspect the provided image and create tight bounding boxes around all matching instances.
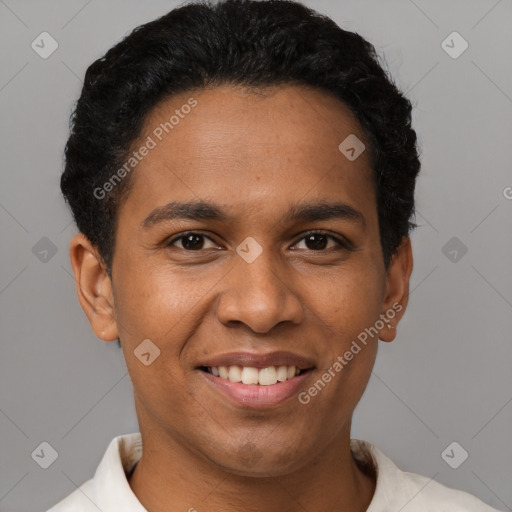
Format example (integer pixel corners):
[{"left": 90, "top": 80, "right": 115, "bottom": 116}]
[{"left": 141, "top": 199, "right": 366, "bottom": 230}]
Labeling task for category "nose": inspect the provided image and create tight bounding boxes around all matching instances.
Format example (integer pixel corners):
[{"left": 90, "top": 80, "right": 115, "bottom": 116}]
[{"left": 216, "top": 249, "right": 304, "bottom": 333}]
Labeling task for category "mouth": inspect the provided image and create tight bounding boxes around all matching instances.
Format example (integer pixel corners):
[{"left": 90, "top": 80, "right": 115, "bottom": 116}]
[
  {"left": 198, "top": 365, "right": 309, "bottom": 386},
  {"left": 196, "top": 352, "right": 315, "bottom": 408}
]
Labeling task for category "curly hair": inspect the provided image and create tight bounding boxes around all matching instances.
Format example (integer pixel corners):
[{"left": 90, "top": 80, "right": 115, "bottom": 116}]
[{"left": 61, "top": 0, "right": 420, "bottom": 276}]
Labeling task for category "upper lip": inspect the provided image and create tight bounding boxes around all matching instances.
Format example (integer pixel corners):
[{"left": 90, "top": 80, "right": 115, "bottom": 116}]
[{"left": 198, "top": 351, "right": 316, "bottom": 370}]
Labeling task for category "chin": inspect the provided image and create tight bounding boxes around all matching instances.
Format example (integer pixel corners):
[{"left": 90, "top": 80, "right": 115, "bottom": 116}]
[{"left": 204, "top": 442, "right": 307, "bottom": 478}]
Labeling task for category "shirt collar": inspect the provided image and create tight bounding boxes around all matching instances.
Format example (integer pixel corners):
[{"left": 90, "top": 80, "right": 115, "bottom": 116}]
[
  {"left": 94, "top": 432, "right": 146, "bottom": 511},
  {"left": 93, "top": 433, "right": 400, "bottom": 511}
]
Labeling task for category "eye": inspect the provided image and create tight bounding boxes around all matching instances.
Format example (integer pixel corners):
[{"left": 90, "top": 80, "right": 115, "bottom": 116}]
[
  {"left": 165, "top": 230, "right": 353, "bottom": 252},
  {"left": 292, "top": 231, "right": 351, "bottom": 251},
  {"left": 166, "top": 232, "right": 219, "bottom": 251}
]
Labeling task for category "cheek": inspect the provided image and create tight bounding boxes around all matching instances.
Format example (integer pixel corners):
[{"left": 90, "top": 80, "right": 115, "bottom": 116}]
[
  {"left": 305, "top": 260, "right": 383, "bottom": 406},
  {"left": 112, "top": 263, "right": 221, "bottom": 401},
  {"left": 115, "top": 268, "right": 198, "bottom": 415},
  {"left": 317, "top": 260, "right": 385, "bottom": 337},
  {"left": 113, "top": 260, "right": 209, "bottom": 341}
]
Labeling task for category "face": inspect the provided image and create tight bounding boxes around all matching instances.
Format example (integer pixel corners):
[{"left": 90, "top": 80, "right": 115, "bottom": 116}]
[{"left": 71, "top": 84, "right": 412, "bottom": 476}]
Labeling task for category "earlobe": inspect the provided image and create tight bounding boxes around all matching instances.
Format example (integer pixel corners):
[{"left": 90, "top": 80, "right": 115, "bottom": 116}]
[
  {"left": 69, "top": 233, "right": 119, "bottom": 342},
  {"left": 379, "top": 236, "right": 413, "bottom": 342}
]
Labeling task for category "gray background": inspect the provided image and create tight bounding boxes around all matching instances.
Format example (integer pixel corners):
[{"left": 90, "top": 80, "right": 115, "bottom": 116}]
[{"left": 0, "top": 0, "right": 511, "bottom": 510}]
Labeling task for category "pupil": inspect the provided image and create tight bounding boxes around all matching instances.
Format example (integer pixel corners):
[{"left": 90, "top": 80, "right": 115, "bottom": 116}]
[
  {"left": 180, "top": 234, "right": 328, "bottom": 251},
  {"left": 183, "top": 234, "right": 203, "bottom": 250},
  {"left": 307, "top": 234, "right": 327, "bottom": 250}
]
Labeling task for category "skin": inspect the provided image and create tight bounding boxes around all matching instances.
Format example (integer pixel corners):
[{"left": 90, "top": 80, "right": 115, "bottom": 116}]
[{"left": 69, "top": 84, "right": 413, "bottom": 512}]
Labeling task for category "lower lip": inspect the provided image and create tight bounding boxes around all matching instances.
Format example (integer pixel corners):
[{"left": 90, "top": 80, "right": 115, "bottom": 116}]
[{"left": 199, "top": 370, "right": 312, "bottom": 409}]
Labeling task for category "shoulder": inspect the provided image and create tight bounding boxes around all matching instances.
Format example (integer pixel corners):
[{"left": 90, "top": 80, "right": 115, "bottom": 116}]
[
  {"left": 350, "top": 439, "right": 502, "bottom": 512},
  {"left": 395, "top": 469, "right": 500, "bottom": 511},
  {"left": 46, "top": 478, "right": 96, "bottom": 511},
  {"left": 46, "top": 433, "right": 143, "bottom": 512}
]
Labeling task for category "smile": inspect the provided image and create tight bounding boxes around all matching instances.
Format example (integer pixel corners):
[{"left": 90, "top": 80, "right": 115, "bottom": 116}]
[
  {"left": 199, "top": 367, "right": 313, "bottom": 409},
  {"left": 201, "top": 365, "right": 306, "bottom": 386}
]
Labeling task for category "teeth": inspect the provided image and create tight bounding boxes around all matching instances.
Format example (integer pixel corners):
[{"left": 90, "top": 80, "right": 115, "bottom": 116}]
[
  {"left": 258, "top": 367, "right": 278, "bottom": 386},
  {"left": 276, "top": 365, "right": 288, "bottom": 382},
  {"left": 241, "top": 367, "right": 259, "bottom": 385},
  {"left": 208, "top": 365, "right": 302, "bottom": 386},
  {"left": 228, "top": 365, "right": 242, "bottom": 383}
]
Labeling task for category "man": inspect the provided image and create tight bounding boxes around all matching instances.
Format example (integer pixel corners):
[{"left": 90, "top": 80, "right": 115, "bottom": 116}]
[{"left": 49, "top": 0, "right": 501, "bottom": 510}]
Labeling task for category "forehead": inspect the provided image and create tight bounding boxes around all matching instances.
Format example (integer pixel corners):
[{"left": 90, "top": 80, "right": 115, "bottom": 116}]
[{"left": 118, "top": 84, "right": 376, "bottom": 228}]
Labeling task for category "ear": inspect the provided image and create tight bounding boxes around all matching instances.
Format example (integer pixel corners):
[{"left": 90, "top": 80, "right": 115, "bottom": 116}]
[
  {"left": 69, "top": 233, "right": 119, "bottom": 342},
  {"left": 378, "top": 236, "right": 413, "bottom": 342}
]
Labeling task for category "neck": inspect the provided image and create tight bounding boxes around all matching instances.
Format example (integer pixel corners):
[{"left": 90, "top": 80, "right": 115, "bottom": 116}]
[{"left": 128, "top": 427, "right": 376, "bottom": 512}]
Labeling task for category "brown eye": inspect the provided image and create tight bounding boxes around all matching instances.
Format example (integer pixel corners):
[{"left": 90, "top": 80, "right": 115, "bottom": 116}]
[
  {"left": 167, "top": 232, "right": 218, "bottom": 251},
  {"left": 293, "top": 231, "right": 351, "bottom": 251},
  {"left": 303, "top": 233, "right": 329, "bottom": 250}
]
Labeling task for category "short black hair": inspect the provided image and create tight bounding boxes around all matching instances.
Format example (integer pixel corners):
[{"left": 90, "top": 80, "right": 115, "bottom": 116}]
[{"left": 61, "top": 0, "right": 420, "bottom": 276}]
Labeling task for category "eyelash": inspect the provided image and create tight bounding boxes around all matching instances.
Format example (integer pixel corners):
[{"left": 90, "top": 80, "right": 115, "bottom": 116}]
[{"left": 165, "top": 230, "right": 353, "bottom": 252}]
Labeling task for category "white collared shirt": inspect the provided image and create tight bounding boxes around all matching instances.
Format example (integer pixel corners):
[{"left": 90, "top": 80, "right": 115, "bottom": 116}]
[{"left": 47, "top": 433, "right": 501, "bottom": 511}]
